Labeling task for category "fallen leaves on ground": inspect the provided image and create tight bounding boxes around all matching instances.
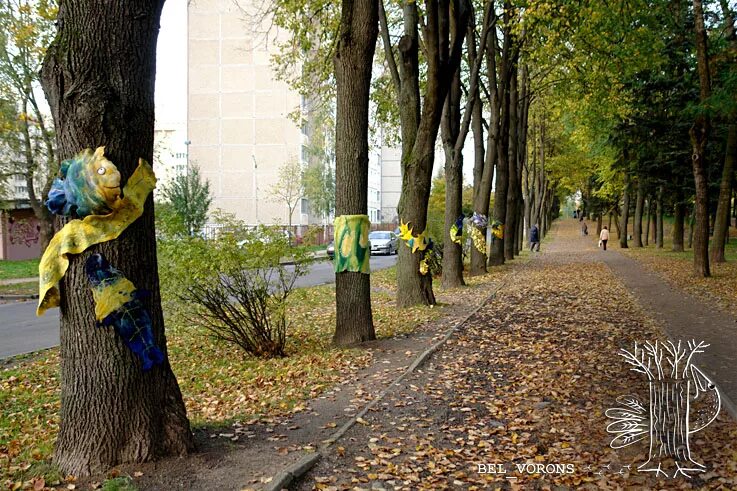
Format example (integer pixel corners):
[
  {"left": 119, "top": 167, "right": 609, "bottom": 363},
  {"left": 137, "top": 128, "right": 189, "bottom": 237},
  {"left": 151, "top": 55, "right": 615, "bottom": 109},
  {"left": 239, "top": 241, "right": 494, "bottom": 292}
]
[
  {"left": 302, "top": 221, "right": 737, "bottom": 490},
  {"left": 1, "top": 263, "right": 506, "bottom": 488}
]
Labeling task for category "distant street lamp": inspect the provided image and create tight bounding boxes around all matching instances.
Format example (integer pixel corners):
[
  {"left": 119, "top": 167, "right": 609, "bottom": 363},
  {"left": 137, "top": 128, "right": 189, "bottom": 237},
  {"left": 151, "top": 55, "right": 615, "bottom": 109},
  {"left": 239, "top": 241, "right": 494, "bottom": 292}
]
[{"left": 184, "top": 139, "right": 191, "bottom": 175}]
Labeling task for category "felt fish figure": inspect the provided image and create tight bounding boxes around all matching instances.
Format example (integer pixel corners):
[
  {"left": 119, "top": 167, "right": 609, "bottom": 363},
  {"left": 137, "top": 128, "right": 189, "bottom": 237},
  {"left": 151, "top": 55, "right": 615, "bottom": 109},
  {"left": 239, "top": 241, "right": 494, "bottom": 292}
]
[
  {"left": 85, "top": 253, "right": 164, "bottom": 371},
  {"left": 449, "top": 214, "right": 464, "bottom": 245},
  {"left": 46, "top": 147, "right": 122, "bottom": 218},
  {"left": 407, "top": 231, "right": 430, "bottom": 253}
]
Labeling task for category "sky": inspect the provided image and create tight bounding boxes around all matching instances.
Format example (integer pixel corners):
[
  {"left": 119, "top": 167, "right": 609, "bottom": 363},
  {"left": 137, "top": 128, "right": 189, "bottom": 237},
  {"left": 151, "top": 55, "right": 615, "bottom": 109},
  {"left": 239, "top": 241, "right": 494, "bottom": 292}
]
[{"left": 155, "top": 0, "right": 187, "bottom": 126}]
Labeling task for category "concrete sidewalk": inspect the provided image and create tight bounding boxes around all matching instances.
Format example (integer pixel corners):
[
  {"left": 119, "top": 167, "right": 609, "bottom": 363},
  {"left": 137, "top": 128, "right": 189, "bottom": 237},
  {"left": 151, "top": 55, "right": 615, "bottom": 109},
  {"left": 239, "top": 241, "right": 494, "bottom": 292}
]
[{"left": 0, "top": 277, "right": 36, "bottom": 286}]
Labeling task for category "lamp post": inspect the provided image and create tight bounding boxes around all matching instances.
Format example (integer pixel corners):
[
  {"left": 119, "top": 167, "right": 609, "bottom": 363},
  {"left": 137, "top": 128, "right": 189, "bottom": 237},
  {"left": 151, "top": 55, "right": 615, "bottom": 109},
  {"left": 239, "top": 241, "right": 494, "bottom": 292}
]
[{"left": 184, "top": 139, "right": 191, "bottom": 175}]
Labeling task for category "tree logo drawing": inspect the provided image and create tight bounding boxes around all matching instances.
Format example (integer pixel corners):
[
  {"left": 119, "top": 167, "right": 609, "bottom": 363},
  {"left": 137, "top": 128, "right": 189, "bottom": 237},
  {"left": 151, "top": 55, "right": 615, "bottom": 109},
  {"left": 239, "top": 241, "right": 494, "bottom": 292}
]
[{"left": 606, "top": 340, "right": 721, "bottom": 478}]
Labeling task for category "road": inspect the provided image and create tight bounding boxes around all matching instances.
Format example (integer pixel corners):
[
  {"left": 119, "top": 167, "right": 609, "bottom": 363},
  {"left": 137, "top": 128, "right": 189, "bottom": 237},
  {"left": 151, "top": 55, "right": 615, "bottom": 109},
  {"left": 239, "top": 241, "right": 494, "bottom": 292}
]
[{"left": 0, "top": 255, "right": 397, "bottom": 359}]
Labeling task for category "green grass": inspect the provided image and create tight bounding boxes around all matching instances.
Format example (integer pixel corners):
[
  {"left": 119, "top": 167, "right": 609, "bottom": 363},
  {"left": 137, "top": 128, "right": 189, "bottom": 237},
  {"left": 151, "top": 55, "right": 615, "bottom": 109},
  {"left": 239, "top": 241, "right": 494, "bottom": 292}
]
[
  {"left": 102, "top": 476, "right": 138, "bottom": 491},
  {"left": 0, "top": 259, "right": 39, "bottom": 280},
  {"left": 0, "top": 281, "right": 36, "bottom": 296}
]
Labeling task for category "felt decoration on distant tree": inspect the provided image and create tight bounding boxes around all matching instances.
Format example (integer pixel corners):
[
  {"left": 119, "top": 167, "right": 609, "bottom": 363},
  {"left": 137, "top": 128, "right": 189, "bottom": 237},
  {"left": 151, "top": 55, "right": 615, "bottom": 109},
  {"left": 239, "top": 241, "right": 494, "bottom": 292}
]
[
  {"left": 37, "top": 152, "right": 157, "bottom": 316},
  {"left": 398, "top": 220, "right": 436, "bottom": 275},
  {"left": 333, "top": 214, "right": 370, "bottom": 274},
  {"left": 468, "top": 213, "right": 488, "bottom": 254},
  {"left": 85, "top": 253, "right": 164, "bottom": 371},
  {"left": 491, "top": 220, "right": 504, "bottom": 239},
  {"left": 449, "top": 215, "right": 464, "bottom": 245},
  {"left": 46, "top": 147, "right": 123, "bottom": 218}
]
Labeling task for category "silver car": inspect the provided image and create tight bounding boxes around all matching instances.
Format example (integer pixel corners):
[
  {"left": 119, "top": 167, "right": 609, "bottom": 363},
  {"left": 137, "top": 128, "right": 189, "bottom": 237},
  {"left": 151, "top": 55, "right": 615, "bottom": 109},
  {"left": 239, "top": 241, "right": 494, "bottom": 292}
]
[{"left": 369, "top": 231, "right": 398, "bottom": 255}]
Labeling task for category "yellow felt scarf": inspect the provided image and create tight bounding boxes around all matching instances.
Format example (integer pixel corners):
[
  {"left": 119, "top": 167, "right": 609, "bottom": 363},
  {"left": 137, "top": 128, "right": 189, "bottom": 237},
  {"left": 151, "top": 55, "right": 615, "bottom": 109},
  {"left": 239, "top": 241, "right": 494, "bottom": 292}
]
[{"left": 37, "top": 159, "right": 156, "bottom": 316}]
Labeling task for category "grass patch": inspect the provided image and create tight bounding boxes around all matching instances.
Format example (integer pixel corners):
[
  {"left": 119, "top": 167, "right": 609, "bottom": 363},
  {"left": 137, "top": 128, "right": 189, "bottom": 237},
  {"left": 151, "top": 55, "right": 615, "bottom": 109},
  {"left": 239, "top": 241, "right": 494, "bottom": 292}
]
[
  {"left": 0, "top": 259, "right": 39, "bottom": 281},
  {"left": 2, "top": 264, "right": 506, "bottom": 486},
  {"left": 102, "top": 476, "right": 138, "bottom": 491},
  {"left": 0, "top": 282, "right": 37, "bottom": 296},
  {"left": 620, "top": 235, "right": 737, "bottom": 315}
]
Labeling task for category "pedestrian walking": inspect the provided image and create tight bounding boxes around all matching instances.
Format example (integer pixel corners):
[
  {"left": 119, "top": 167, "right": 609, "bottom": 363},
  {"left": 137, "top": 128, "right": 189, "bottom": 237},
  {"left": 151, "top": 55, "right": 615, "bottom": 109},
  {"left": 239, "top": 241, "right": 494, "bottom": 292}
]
[
  {"left": 529, "top": 223, "right": 540, "bottom": 252},
  {"left": 599, "top": 226, "right": 609, "bottom": 250},
  {"left": 581, "top": 220, "right": 588, "bottom": 236}
]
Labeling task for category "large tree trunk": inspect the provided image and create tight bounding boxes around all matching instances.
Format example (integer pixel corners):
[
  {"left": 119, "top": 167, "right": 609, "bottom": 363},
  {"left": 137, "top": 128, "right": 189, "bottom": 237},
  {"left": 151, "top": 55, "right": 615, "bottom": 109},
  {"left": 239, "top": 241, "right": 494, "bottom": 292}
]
[
  {"left": 441, "top": 64, "right": 465, "bottom": 288},
  {"left": 711, "top": 125, "right": 736, "bottom": 263},
  {"left": 504, "top": 61, "right": 519, "bottom": 261},
  {"left": 620, "top": 174, "right": 630, "bottom": 248},
  {"left": 644, "top": 198, "right": 651, "bottom": 246},
  {"left": 690, "top": 0, "right": 711, "bottom": 276},
  {"left": 656, "top": 187, "right": 664, "bottom": 248},
  {"left": 333, "top": 0, "right": 378, "bottom": 344},
  {"left": 673, "top": 197, "right": 686, "bottom": 252},
  {"left": 40, "top": 0, "right": 193, "bottom": 475},
  {"left": 396, "top": 0, "right": 469, "bottom": 306},
  {"left": 633, "top": 178, "right": 644, "bottom": 247}
]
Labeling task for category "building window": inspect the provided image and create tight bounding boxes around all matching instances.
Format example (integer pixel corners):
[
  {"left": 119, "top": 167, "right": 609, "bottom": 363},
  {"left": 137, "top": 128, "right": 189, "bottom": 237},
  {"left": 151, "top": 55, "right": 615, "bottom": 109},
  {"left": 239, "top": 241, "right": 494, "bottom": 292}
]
[{"left": 301, "top": 198, "right": 309, "bottom": 214}]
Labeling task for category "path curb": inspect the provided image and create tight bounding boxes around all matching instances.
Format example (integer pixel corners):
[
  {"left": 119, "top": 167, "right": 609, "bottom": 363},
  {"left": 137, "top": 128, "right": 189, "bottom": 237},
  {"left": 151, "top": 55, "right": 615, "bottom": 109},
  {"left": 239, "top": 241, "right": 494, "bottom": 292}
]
[
  {"left": 263, "top": 275, "right": 511, "bottom": 491},
  {"left": 0, "top": 293, "right": 38, "bottom": 301}
]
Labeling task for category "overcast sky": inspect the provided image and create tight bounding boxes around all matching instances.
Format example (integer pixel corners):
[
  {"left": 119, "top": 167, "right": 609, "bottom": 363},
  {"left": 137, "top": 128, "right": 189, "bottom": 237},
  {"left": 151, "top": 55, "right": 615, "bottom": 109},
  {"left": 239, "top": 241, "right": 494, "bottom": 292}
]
[{"left": 155, "top": 0, "right": 187, "bottom": 126}]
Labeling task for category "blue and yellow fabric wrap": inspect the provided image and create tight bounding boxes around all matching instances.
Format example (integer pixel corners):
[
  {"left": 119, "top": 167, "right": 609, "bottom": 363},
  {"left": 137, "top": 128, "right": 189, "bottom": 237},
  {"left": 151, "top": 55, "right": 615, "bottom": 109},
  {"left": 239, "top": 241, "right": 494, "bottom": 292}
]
[
  {"left": 37, "top": 159, "right": 156, "bottom": 316},
  {"left": 333, "top": 214, "right": 370, "bottom": 274}
]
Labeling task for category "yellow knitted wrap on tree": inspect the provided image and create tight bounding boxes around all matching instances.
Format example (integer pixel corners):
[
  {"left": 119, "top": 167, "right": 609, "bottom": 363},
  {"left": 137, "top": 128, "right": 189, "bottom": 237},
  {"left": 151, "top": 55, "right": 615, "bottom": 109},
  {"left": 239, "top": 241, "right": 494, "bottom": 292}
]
[
  {"left": 333, "top": 214, "right": 370, "bottom": 274},
  {"left": 91, "top": 276, "right": 137, "bottom": 321}
]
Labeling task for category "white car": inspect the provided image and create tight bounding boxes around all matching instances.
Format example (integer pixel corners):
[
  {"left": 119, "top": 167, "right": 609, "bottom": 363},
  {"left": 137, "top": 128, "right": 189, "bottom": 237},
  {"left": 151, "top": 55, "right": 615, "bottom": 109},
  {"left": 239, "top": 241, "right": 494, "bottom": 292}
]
[{"left": 369, "top": 231, "right": 398, "bottom": 255}]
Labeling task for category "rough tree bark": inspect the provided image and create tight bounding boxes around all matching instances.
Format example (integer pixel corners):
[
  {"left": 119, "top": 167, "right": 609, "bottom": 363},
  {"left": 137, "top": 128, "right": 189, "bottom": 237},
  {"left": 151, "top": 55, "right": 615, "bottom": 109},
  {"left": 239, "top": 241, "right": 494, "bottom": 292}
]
[
  {"left": 441, "top": 5, "right": 491, "bottom": 287},
  {"left": 711, "top": 0, "right": 737, "bottom": 263},
  {"left": 620, "top": 173, "right": 630, "bottom": 248},
  {"left": 633, "top": 178, "right": 644, "bottom": 247},
  {"left": 644, "top": 198, "right": 651, "bottom": 246},
  {"left": 40, "top": 0, "right": 193, "bottom": 475},
  {"left": 381, "top": 0, "right": 470, "bottom": 306},
  {"left": 504, "top": 60, "right": 519, "bottom": 261},
  {"left": 489, "top": 6, "right": 513, "bottom": 266},
  {"left": 656, "top": 189, "right": 664, "bottom": 247},
  {"left": 333, "top": 0, "right": 378, "bottom": 344},
  {"left": 470, "top": 12, "right": 498, "bottom": 275},
  {"left": 690, "top": 0, "right": 711, "bottom": 276},
  {"left": 441, "top": 64, "right": 466, "bottom": 288},
  {"left": 673, "top": 195, "right": 685, "bottom": 252}
]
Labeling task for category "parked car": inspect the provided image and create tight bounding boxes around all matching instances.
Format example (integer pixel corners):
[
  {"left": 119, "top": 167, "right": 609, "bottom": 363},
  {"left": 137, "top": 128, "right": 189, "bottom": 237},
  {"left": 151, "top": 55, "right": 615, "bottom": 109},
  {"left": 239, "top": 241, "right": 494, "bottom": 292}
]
[
  {"left": 327, "top": 238, "right": 376, "bottom": 259},
  {"left": 369, "top": 231, "right": 398, "bottom": 255}
]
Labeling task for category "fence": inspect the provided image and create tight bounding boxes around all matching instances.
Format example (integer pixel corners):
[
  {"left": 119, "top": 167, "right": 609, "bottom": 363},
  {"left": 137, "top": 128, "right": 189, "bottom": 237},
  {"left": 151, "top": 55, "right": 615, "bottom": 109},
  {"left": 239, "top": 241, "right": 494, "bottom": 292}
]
[{"left": 199, "top": 222, "right": 400, "bottom": 246}]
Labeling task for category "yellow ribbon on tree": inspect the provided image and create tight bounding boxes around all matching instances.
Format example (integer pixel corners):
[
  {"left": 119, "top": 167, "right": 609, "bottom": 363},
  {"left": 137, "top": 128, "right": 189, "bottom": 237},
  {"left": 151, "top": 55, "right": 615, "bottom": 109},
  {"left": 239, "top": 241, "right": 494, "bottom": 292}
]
[
  {"left": 333, "top": 214, "right": 370, "bottom": 274},
  {"left": 37, "top": 159, "right": 156, "bottom": 316}
]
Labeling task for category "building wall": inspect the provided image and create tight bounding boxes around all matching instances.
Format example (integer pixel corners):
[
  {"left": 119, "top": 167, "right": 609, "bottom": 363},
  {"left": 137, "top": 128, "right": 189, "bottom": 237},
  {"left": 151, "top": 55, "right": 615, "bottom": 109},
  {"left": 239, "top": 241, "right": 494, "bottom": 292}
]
[
  {"left": 188, "top": 0, "right": 304, "bottom": 226},
  {"left": 153, "top": 123, "right": 188, "bottom": 199},
  {"left": 368, "top": 150, "right": 381, "bottom": 223},
  {"left": 379, "top": 146, "right": 402, "bottom": 224},
  {"left": 0, "top": 209, "right": 41, "bottom": 260}
]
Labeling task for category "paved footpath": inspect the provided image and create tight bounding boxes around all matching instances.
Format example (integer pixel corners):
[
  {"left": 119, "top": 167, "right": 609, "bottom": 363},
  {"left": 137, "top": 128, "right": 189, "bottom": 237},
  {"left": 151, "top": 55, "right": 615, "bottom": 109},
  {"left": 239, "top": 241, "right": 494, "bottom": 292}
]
[{"left": 292, "top": 219, "right": 737, "bottom": 490}]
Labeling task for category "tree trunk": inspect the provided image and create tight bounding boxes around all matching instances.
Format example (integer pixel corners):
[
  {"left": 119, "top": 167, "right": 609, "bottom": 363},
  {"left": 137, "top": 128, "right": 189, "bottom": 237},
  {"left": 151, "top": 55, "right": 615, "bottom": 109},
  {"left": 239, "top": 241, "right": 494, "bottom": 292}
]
[
  {"left": 469, "top": 39, "right": 489, "bottom": 275},
  {"left": 633, "top": 179, "right": 644, "bottom": 247},
  {"left": 40, "top": 0, "right": 193, "bottom": 475},
  {"left": 644, "top": 198, "right": 651, "bottom": 246},
  {"left": 656, "top": 187, "right": 664, "bottom": 248},
  {"left": 597, "top": 213, "right": 603, "bottom": 236},
  {"left": 441, "top": 64, "right": 465, "bottom": 288},
  {"left": 396, "top": 0, "right": 470, "bottom": 306},
  {"left": 673, "top": 198, "right": 685, "bottom": 252},
  {"left": 620, "top": 174, "right": 630, "bottom": 248},
  {"left": 504, "top": 61, "right": 519, "bottom": 261},
  {"left": 333, "top": 0, "right": 378, "bottom": 344},
  {"left": 711, "top": 124, "right": 736, "bottom": 263},
  {"left": 688, "top": 207, "right": 695, "bottom": 249},
  {"left": 489, "top": 7, "right": 512, "bottom": 266},
  {"left": 690, "top": 0, "right": 711, "bottom": 277}
]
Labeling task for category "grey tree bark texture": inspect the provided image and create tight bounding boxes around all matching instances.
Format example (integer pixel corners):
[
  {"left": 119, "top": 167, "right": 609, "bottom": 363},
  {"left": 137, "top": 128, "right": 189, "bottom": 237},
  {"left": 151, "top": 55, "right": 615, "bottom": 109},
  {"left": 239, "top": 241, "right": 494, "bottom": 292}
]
[
  {"left": 690, "top": 0, "right": 711, "bottom": 277},
  {"left": 620, "top": 173, "right": 630, "bottom": 249},
  {"left": 333, "top": 0, "right": 378, "bottom": 345},
  {"left": 40, "top": 0, "right": 193, "bottom": 475}
]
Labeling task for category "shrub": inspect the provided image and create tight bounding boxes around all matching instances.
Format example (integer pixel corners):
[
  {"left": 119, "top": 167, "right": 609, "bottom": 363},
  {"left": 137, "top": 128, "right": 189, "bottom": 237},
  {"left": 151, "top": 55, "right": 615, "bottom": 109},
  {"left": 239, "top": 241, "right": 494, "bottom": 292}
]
[{"left": 164, "top": 213, "right": 310, "bottom": 358}]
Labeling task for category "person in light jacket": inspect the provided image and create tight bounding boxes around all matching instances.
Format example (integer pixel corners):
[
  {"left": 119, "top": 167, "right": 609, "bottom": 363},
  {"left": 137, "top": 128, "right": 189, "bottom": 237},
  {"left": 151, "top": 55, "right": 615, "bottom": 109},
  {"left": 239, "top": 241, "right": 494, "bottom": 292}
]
[{"left": 599, "top": 226, "right": 609, "bottom": 250}]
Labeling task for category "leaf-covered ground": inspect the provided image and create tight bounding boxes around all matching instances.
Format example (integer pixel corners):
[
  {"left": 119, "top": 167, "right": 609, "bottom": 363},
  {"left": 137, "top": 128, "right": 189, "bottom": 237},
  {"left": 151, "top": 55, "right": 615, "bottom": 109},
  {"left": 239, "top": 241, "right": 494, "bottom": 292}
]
[
  {"left": 299, "top": 220, "right": 737, "bottom": 490},
  {"left": 619, "top": 236, "right": 737, "bottom": 317},
  {"left": 1, "top": 261, "right": 509, "bottom": 489}
]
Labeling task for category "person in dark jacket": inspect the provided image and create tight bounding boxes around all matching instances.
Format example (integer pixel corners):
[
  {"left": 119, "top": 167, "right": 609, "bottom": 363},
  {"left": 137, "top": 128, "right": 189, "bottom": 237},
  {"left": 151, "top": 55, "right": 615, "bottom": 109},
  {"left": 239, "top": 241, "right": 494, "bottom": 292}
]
[{"left": 529, "top": 224, "right": 540, "bottom": 252}]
